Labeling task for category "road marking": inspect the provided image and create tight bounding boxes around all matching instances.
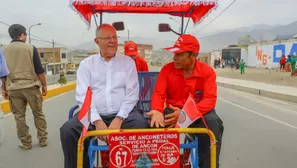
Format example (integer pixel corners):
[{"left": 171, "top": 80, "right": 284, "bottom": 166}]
[
  {"left": 3, "top": 91, "right": 74, "bottom": 118},
  {"left": 219, "top": 86, "right": 297, "bottom": 108},
  {"left": 219, "top": 87, "right": 297, "bottom": 115},
  {"left": 218, "top": 98, "right": 297, "bottom": 130}
]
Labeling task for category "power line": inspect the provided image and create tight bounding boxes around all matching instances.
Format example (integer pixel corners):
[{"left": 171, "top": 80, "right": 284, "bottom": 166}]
[
  {"left": 0, "top": 20, "right": 76, "bottom": 50},
  {"left": 0, "top": 20, "right": 48, "bottom": 41},
  {"left": 194, "top": 0, "right": 237, "bottom": 33},
  {"left": 0, "top": 21, "right": 10, "bottom": 26}
]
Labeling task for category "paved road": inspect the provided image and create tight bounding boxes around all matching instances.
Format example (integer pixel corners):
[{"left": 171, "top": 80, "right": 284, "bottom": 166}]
[{"left": 1, "top": 87, "right": 297, "bottom": 167}]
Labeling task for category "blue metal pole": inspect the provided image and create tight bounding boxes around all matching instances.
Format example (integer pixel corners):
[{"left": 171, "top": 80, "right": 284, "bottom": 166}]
[
  {"left": 93, "top": 15, "right": 98, "bottom": 27},
  {"left": 100, "top": 13, "right": 103, "bottom": 25}
]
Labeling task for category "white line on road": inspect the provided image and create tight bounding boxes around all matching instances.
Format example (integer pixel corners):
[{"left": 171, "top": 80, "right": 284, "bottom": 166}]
[
  {"left": 218, "top": 97, "right": 297, "bottom": 130},
  {"left": 219, "top": 87, "right": 297, "bottom": 110}
]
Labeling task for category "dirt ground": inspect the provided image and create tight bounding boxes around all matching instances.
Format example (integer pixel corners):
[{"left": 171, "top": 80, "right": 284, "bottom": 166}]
[{"left": 215, "top": 67, "right": 297, "bottom": 88}]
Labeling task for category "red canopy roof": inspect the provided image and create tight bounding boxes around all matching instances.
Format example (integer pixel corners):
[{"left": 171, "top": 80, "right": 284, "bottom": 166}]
[{"left": 70, "top": 0, "right": 218, "bottom": 27}]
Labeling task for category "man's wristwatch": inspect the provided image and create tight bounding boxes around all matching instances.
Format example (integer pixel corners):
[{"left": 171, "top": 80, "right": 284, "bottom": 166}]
[{"left": 115, "top": 116, "right": 124, "bottom": 121}]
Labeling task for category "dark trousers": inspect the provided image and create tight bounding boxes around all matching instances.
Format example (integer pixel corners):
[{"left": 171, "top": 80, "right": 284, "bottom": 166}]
[
  {"left": 60, "top": 107, "right": 150, "bottom": 168},
  {"left": 189, "top": 109, "right": 224, "bottom": 168},
  {"left": 165, "top": 108, "right": 223, "bottom": 168}
]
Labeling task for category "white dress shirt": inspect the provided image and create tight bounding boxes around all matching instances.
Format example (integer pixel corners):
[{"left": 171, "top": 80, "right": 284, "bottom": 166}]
[{"left": 76, "top": 52, "right": 139, "bottom": 124}]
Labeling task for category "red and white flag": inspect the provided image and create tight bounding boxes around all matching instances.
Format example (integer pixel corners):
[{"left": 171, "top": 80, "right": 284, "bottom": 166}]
[
  {"left": 78, "top": 86, "right": 92, "bottom": 149},
  {"left": 175, "top": 94, "right": 215, "bottom": 143},
  {"left": 175, "top": 95, "right": 201, "bottom": 128}
]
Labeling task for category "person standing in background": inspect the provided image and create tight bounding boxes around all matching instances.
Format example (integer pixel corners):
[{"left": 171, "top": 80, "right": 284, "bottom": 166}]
[
  {"left": 240, "top": 59, "right": 245, "bottom": 74},
  {"left": 124, "top": 41, "right": 149, "bottom": 72},
  {"left": 2, "top": 24, "right": 48, "bottom": 150},
  {"left": 291, "top": 55, "right": 296, "bottom": 72},
  {"left": 286, "top": 55, "right": 292, "bottom": 72},
  {"left": 279, "top": 55, "right": 286, "bottom": 72},
  {"left": 124, "top": 41, "right": 151, "bottom": 112}
]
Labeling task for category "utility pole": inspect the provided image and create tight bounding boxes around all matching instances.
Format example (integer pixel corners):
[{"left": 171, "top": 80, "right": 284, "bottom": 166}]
[{"left": 52, "top": 39, "right": 56, "bottom": 85}]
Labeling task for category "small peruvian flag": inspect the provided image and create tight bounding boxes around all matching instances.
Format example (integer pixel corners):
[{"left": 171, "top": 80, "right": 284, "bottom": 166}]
[
  {"left": 175, "top": 94, "right": 201, "bottom": 128},
  {"left": 175, "top": 94, "right": 215, "bottom": 143},
  {"left": 78, "top": 86, "right": 92, "bottom": 150}
]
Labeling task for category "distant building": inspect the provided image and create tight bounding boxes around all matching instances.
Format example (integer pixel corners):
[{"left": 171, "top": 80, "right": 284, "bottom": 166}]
[
  {"left": 198, "top": 52, "right": 211, "bottom": 65},
  {"left": 221, "top": 45, "right": 248, "bottom": 66},
  {"left": 273, "top": 34, "right": 296, "bottom": 41},
  {"left": 66, "top": 50, "right": 89, "bottom": 70},
  {"left": 210, "top": 50, "right": 222, "bottom": 67},
  {"left": 37, "top": 47, "right": 69, "bottom": 75},
  {"left": 66, "top": 48, "right": 98, "bottom": 71}
]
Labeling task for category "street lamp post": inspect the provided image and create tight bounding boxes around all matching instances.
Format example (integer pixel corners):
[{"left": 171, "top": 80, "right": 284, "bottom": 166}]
[{"left": 29, "top": 23, "right": 41, "bottom": 44}]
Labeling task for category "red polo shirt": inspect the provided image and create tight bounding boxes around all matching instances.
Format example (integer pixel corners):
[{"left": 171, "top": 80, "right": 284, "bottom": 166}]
[
  {"left": 135, "top": 56, "right": 149, "bottom": 72},
  {"left": 151, "top": 60, "right": 217, "bottom": 115}
]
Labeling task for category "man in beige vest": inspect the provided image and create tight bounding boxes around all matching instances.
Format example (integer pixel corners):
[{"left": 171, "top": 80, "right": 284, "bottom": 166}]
[{"left": 1, "top": 24, "right": 48, "bottom": 150}]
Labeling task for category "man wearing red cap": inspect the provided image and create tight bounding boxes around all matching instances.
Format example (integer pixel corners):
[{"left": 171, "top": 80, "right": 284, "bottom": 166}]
[
  {"left": 124, "top": 41, "right": 149, "bottom": 72},
  {"left": 146, "top": 34, "right": 224, "bottom": 168}
]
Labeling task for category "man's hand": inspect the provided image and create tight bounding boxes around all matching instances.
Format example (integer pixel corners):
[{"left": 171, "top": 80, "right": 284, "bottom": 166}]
[
  {"left": 146, "top": 110, "right": 164, "bottom": 128},
  {"left": 42, "top": 85, "right": 47, "bottom": 96},
  {"left": 108, "top": 117, "right": 123, "bottom": 130},
  {"left": 94, "top": 120, "right": 108, "bottom": 143},
  {"left": 1, "top": 89, "right": 8, "bottom": 100},
  {"left": 164, "top": 105, "right": 181, "bottom": 128}
]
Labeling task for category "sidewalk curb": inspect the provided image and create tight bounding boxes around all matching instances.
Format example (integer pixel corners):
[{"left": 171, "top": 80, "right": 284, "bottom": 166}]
[
  {"left": 217, "top": 82, "right": 297, "bottom": 104},
  {"left": 0, "top": 83, "right": 76, "bottom": 114}
]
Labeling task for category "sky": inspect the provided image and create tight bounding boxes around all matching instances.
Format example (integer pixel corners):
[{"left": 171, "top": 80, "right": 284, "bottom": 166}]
[{"left": 0, "top": 0, "right": 296, "bottom": 50}]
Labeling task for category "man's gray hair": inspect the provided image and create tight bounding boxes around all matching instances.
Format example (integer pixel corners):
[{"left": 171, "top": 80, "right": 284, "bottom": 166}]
[{"left": 95, "top": 24, "right": 116, "bottom": 37}]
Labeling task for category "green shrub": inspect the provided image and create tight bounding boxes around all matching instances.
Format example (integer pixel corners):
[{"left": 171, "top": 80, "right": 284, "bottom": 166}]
[{"left": 58, "top": 76, "right": 67, "bottom": 85}]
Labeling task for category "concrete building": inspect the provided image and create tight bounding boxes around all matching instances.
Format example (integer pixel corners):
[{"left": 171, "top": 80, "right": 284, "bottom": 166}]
[
  {"left": 66, "top": 50, "right": 88, "bottom": 70},
  {"left": 65, "top": 48, "right": 98, "bottom": 71},
  {"left": 37, "top": 47, "right": 68, "bottom": 75},
  {"left": 210, "top": 50, "right": 222, "bottom": 67},
  {"left": 198, "top": 52, "right": 211, "bottom": 65},
  {"left": 221, "top": 45, "right": 248, "bottom": 66}
]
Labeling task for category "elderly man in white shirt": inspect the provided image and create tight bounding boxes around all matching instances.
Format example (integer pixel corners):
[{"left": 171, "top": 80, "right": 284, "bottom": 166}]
[{"left": 60, "top": 24, "right": 150, "bottom": 168}]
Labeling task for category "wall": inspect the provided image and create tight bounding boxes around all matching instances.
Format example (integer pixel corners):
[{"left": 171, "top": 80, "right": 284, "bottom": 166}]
[
  {"left": 38, "top": 48, "right": 62, "bottom": 63},
  {"left": 247, "top": 39, "right": 297, "bottom": 68},
  {"left": 37, "top": 47, "right": 68, "bottom": 74},
  {"left": 241, "top": 48, "right": 248, "bottom": 64},
  {"left": 198, "top": 53, "right": 211, "bottom": 65},
  {"left": 60, "top": 48, "right": 68, "bottom": 64},
  {"left": 210, "top": 51, "right": 222, "bottom": 67}
]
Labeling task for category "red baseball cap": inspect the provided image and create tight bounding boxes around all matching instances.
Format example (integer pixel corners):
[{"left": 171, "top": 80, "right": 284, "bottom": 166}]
[
  {"left": 124, "top": 41, "right": 138, "bottom": 56},
  {"left": 165, "top": 34, "right": 200, "bottom": 54}
]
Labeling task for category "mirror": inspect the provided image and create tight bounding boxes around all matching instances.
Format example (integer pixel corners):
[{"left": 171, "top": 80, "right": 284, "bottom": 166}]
[
  {"left": 158, "top": 23, "right": 172, "bottom": 32},
  {"left": 158, "top": 23, "right": 181, "bottom": 36},
  {"left": 112, "top": 22, "right": 125, "bottom": 31}
]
